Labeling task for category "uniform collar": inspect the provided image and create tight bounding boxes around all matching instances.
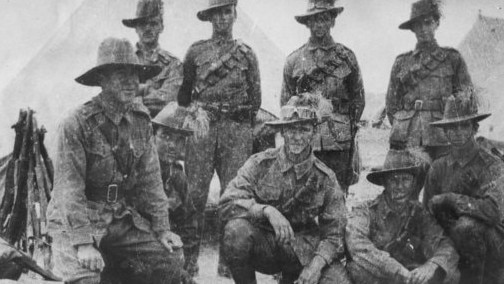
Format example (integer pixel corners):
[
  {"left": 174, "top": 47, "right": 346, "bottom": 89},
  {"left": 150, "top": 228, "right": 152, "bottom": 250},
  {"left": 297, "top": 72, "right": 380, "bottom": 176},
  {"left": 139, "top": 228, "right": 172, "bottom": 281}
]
[
  {"left": 278, "top": 146, "right": 315, "bottom": 179},
  {"left": 136, "top": 43, "right": 161, "bottom": 63},
  {"left": 160, "top": 159, "right": 185, "bottom": 181},
  {"left": 94, "top": 94, "right": 134, "bottom": 125},
  {"left": 374, "top": 194, "right": 412, "bottom": 219},
  {"left": 413, "top": 40, "right": 439, "bottom": 56},
  {"left": 307, "top": 36, "right": 336, "bottom": 51},
  {"left": 447, "top": 141, "right": 480, "bottom": 168},
  {"left": 211, "top": 33, "right": 234, "bottom": 45}
]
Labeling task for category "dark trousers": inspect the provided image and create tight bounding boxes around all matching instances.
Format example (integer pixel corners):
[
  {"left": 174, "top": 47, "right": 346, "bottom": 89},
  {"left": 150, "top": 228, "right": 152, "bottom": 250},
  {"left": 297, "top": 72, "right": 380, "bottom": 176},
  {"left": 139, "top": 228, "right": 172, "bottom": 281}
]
[
  {"left": 52, "top": 217, "right": 187, "bottom": 284},
  {"left": 314, "top": 149, "right": 358, "bottom": 194},
  {"left": 222, "top": 218, "right": 351, "bottom": 284}
]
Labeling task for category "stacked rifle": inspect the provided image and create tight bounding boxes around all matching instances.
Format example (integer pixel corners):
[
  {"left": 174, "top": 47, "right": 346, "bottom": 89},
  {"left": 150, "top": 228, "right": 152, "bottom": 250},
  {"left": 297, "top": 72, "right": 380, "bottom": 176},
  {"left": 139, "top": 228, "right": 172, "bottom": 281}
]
[{"left": 0, "top": 109, "right": 53, "bottom": 259}]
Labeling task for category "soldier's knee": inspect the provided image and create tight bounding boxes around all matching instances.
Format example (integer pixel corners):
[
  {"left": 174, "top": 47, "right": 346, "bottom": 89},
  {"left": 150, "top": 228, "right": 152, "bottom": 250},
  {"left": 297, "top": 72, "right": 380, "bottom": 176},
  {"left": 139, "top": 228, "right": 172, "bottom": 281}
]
[
  {"left": 222, "top": 218, "right": 255, "bottom": 259},
  {"left": 319, "top": 262, "right": 352, "bottom": 284},
  {"left": 67, "top": 275, "right": 101, "bottom": 284}
]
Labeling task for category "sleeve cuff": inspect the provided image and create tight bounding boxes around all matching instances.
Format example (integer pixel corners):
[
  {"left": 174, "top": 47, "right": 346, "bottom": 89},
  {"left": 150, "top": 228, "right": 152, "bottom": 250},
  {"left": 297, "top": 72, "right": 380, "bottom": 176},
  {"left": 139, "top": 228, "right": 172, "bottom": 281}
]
[
  {"left": 250, "top": 204, "right": 269, "bottom": 219},
  {"left": 315, "top": 241, "right": 338, "bottom": 265},
  {"left": 70, "top": 230, "right": 95, "bottom": 247},
  {"left": 151, "top": 214, "right": 171, "bottom": 233}
]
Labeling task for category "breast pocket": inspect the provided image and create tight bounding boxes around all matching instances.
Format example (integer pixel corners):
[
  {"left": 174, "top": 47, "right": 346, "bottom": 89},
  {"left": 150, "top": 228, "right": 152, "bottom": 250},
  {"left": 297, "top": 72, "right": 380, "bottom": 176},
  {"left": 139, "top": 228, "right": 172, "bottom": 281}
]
[{"left": 85, "top": 133, "right": 114, "bottom": 184}]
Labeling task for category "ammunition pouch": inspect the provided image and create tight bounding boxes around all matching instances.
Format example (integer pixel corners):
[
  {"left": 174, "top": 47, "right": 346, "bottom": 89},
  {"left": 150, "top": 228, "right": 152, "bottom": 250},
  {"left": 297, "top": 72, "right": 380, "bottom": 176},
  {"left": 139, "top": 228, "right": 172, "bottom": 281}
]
[{"left": 387, "top": 236, "right": 427, "bottom": 270}]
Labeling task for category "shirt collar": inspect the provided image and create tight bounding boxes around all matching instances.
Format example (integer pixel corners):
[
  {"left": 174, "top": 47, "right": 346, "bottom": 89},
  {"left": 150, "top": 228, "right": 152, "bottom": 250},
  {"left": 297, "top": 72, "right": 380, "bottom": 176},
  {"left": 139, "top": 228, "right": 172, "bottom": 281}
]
[
  {"left": 447, "top": 141, "right": 480, "bottom": 168},
  {"left": 307, "top": 36, "right": 336, "bottom": 51},
  {"left": 136, "top": 43, "right": 161, "bottom": 63},
  {"left": 277, "top": 146, "right": 315, "bottom": 179},
  {"left": 374, "top": 194, "right": 412, "bottom": 219},
  {"left": 413, "top": 40, "right": 439, "bottom": 56},
  {"left": 94, "top": 94, "right": 133, "bottom": 125},
  {"left": 211, "top": 33, "right": 234, "bottom": 45}
]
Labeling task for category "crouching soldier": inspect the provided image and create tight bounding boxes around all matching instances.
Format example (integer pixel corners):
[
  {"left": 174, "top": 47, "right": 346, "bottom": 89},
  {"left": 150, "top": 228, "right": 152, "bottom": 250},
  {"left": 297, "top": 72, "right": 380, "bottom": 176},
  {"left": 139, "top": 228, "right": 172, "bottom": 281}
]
[
  {"left": 219, "top": 94, "right": 351, "bottom": 284},
  {"left": 346, "top": 149, "right": 459, "bottom": 284},
  {"left": 152, "top": 102, "right": 205, "bottom": 278},
  {"left": 47, "top": 38, "right": 185, "bottom": 284},
  {"left": 424, "top": 92, "right": 504, "bottom": 284}
]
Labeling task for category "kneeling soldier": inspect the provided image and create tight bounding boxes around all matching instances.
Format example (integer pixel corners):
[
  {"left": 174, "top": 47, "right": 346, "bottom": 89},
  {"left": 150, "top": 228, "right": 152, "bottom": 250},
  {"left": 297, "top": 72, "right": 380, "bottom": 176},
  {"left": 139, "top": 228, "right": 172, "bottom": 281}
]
[
  {"left": 219, "top": 94, "right": 351, "bottom": 284},
  {"left": 152, "top": 102, "right": 203, "bottom": 278},
  {"left": 346, "top": 149, "right": 459, "bottom": 284},
  {"left": 424, "top": 92, "right": 504, "bottom": 284},
  {"left": 47, "top": 38, "right": 184, "bottom": 284}
]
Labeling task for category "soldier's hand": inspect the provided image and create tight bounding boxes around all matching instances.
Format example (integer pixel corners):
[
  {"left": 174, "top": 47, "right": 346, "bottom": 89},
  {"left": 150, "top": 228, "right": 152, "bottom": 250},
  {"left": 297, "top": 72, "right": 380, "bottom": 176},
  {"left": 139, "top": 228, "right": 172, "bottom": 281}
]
[
  {"left": 428, "top": 193, "right": 458, "bottom": 215},
  {"left": 296, "top": 255, "right": 325, "bottom": 284},
  {"left": 263, "top": 206, "right": 295, "bottom": 245},
  {"left": 76, "top": 244, "right": 104, "bottom": 272},
  {"left": 407, "top": 262, "right": 439, "bottom": 284},
  {"left": 158, "top": 230, "right": 183, "bottom": 253}
]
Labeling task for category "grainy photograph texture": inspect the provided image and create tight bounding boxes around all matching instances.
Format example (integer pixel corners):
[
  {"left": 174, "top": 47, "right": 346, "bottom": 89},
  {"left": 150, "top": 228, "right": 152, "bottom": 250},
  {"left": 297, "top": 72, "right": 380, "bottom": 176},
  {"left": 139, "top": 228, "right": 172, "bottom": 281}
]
[{"left": 1, "top": 0, "right": 504, "bottom": 283}]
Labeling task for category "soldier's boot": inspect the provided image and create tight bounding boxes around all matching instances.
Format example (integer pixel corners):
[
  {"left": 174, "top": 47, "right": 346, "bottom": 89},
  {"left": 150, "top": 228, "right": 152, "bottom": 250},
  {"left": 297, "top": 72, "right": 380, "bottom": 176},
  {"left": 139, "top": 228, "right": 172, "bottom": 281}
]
[
  {"left": 183, "top": 246, "right": 200, "bottom": 278},
  {"left": 217, "top": 251, "right": 232, "bottom": 278}
]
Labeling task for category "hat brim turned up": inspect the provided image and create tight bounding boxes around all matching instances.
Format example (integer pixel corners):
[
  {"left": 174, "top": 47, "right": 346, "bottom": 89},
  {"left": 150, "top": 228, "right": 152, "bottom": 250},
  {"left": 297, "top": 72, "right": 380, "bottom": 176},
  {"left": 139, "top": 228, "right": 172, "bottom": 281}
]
[
  {"left": 265, "top": 118, "right": 318, "bottom": 128},
  {"left": 430, "top": 113, "right": 491, "bottom": 128},
  {"left": 122, "top": 16, "right": 153, "bottom": 28},
  {"left": 366, "top": 166, "right": 422, "bottom": 186},
  {"left": 197, "top": 3, "right": 236, "bottom": 21},
  {"left": 295, "top": 7, "right": 344, "bottom": 25},
  {"left": 75, "top": 63, "right": 161, "bottom": 87}
]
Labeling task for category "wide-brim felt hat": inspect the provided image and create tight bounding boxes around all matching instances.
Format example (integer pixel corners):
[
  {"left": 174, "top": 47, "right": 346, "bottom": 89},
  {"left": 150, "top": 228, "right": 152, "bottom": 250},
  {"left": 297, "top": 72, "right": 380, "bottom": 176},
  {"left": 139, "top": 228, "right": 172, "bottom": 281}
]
[
  {"left": 152, "top": 102, "right": 194, "bottom": 136},
  {"left": 399, "top": 0, "right": 441, "bottom": 30},
  {"left": 367, "top": 149, "right": 428, "bottom": 186},
  {"left": 75, "top": 38, "right": 161, "bottom": 87},
  {"left": 295, "top": 0, "right": 344, "bottom": 25},
  {"left": 123, "top": 0, "right": 164, "bottom": 28},
  {"left": 430, "top": 93, "right": 491, "bottom": 127},
  {"left": 197, "top": 0, "right": 237, "bottom": 22}
]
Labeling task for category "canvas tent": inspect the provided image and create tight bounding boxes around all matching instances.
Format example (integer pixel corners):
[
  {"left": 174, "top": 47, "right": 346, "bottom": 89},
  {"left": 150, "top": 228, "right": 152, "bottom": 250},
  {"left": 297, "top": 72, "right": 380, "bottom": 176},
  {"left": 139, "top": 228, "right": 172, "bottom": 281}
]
[
  {"left": 0, "top": 0, "right": 285, "bottom": 156},
  {"left": 458, "top": 12, "right": 504, "bottom": 139}
]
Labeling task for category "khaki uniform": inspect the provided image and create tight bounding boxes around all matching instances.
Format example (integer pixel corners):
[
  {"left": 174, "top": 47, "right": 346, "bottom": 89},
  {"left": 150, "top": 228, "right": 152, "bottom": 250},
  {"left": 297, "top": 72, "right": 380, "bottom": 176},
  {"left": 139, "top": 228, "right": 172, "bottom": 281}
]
[
  {"left": 346, "top": 195, "right": 459, "bottom": 284},
  {"left": 281, "top": 37, "right": 365, "bottom": 191},
  {"left": 386, "top": 41, "right": 472, "bottom": 154},
  {"left": 424, "top": 142, "right": 504, "bottom": 284},
  {"left": 136, "top": 44, "right": 183, "bottom": 116},
  {"left": 47, "top": 95, "right": 184, "bottom": 284},
  {"left": 219, "top": 146, "right": 350, "bottom": 284}
]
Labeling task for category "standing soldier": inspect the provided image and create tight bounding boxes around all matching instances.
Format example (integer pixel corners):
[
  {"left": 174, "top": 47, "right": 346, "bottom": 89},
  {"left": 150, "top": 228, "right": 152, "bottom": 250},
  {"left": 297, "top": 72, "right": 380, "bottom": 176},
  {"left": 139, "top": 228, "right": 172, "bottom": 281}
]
[
  {"left": 386, "top": 0, "right": 472, "bottom": 161},
  {"left": 123, "top": 0, "right": 183, "bottom": 117},
  {"left": 281, "top": 0, "right": 365, "bottom": 194},
  {"left": 177, "top": 0, "right": 261, "bottom": 277},
  {"left": 151, "top": 102, "right": 203, "bottom": 278},
  {"left": 47, "top": 38, "right": 185, "bottom": 284},
  {"left": 220, "top": 94, "right": 351, "bottom": 284},
  {"left": 424, "top": 93, "right": 504, "bottom": 284}
]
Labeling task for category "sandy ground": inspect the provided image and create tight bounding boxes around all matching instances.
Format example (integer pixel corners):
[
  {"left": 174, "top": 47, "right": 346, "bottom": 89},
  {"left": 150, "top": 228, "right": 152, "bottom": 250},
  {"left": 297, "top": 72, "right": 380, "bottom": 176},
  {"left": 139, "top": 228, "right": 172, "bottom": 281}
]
[{"left": 193, "top": 126, "right": 390, "bottom": 284}]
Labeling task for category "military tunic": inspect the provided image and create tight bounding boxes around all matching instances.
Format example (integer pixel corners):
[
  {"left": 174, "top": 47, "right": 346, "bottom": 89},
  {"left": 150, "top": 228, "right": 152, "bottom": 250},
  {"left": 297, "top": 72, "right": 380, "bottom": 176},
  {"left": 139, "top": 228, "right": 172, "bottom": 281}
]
[
  {"left": 281, "top": 37, "right": 365, "bottom": 191},
  {"left": 219, "top": 146, "right": 350, "bottom": 283},
  {"left": 47, "top": 94, "right": 184, "bottom": 283},
  {"left": 136, "top": 44, "right": 183, "bottom": 116},
  {"left": 424, "top": 141, "right": 504, "bottom": 283},
  {"left": 386, "top": 41, "right": 472, "bottom": 149},
  {"left": 160, "top": 160, "right": 198, "bottom": 276},
  {"left": 346, "top": 194, "right": 459, "bottom": 284}
]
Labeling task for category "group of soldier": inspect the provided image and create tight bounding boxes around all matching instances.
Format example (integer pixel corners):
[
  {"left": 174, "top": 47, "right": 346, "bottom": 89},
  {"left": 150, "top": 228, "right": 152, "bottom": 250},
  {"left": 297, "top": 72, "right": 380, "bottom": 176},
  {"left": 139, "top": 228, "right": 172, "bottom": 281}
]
[{"left": 8, "top": 0, "right": 498, "bottom": 283}]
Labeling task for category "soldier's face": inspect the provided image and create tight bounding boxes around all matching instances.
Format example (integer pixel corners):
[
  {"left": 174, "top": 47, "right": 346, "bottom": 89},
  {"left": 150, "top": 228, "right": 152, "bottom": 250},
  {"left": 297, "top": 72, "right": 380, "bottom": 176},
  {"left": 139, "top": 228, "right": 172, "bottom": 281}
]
[
  {"left": 384, "top": 172, "right": 416, "bottom": 204},
  {"left": 155, "top": 127, "right": 187, "bottom": 163},
  {"left": 135, "top": 16, "right": 163, "bottom": 45},
  {"left": 444, "top": 121, "right": 475, "bottom": 147},
  {"left": 306, "top": 12, "right": 335, "bottom": 39},
  {"left": 210, "top": 5, "right": 237, "bottom": 34},
  {"left": 411, "top": 16, "right": 439, "bottom": 43},
  {"left": 282, "top": 123, "right": 316, "bottom": 155},
  {"left": 101, "top": 67, "right": 139, "bottom": 104}
]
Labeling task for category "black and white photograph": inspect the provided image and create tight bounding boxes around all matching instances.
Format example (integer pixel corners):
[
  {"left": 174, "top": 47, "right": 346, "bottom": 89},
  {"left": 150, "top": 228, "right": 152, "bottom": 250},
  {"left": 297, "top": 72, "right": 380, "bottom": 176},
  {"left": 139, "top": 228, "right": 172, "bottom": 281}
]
[{"left": 1, "top": 0, "right": 504, "bottom": 283}]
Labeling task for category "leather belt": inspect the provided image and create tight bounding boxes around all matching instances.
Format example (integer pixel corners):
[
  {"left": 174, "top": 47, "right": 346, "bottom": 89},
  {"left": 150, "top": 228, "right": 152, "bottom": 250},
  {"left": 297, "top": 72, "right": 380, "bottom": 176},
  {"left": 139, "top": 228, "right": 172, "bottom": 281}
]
[
  {"left": 404, "top": 99, "right": 442, "bottom": 111},
  {"left": 86, "top": 184, "right": 125, "bottom": 203}
]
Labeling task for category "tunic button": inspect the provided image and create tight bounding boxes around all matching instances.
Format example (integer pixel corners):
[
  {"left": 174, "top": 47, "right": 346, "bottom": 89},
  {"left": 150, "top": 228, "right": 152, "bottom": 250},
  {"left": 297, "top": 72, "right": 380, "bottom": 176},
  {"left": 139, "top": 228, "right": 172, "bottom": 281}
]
[{"left": 123, "top": 174, "right": 128, "bottom": 179}]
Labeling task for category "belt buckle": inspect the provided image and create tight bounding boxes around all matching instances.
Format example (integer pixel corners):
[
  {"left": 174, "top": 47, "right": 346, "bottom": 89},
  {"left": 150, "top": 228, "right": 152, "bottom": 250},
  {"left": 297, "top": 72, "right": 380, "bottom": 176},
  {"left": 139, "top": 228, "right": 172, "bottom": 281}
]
[
  {"left": 414, "top": 100, "right": 423, "bottom": 111},
  {"left": 107, "top": 184, "right": 118, "bottom": 203}
]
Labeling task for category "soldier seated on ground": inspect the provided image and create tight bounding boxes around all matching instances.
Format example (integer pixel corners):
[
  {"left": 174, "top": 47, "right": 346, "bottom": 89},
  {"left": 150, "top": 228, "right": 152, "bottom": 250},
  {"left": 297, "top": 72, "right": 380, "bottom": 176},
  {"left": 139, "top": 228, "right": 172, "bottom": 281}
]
[
  {"left": 346, "top": 149, "right": 459, "bottom": 284},
  {"left": 424, "top": 92, "right": 504, "bottom": 284},
  {"left": 219, "top": 94, "right": 351, "bottom": 284},
  {"left": 152, "top": 102, "right": 207, "bottom": 279}
]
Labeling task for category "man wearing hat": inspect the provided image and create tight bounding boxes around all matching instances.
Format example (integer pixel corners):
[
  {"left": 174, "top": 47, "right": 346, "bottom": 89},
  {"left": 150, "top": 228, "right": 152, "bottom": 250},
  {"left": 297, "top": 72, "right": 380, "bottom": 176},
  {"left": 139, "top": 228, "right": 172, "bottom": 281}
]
[
  {"left": 152, "top": 102, "right": 205, "bottom": 278},
  {"left": 346, "top": 149, "right": 459, "bottom": 284},
  {"left": 281, "top": 0, "right": 365, "bottom": 195},
  {"left": 47, "top": 38, "right": 185, "bottom": 284},
  {"left": 177, "top": 0, "right": 261, "bottom": 276},
  {"left": 424, "top": 93, "right": 504, "bottom": 284},
  {"left": 386, "top": 0, "right": 472, "bottom": 161},
  {"left": 219, "top": 94, "right": 351, "bottom": 284},
  {"left": 123, "top": 0, "right": 183, "bottom": 117}
]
